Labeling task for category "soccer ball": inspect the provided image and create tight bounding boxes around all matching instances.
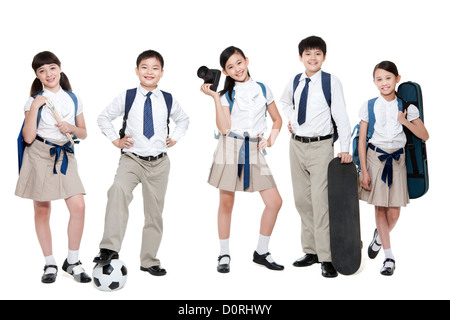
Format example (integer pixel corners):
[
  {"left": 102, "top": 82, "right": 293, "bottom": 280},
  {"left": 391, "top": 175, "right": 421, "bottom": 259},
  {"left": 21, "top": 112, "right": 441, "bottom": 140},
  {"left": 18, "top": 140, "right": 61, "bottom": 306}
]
[{"left": 93, "top": 259, "right": 128, "bottom": 292}]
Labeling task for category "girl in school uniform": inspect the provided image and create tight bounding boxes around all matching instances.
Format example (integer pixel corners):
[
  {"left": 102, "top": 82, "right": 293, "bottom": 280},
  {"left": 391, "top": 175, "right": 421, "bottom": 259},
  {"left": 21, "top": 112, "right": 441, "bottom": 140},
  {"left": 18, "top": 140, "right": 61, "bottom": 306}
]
[
  {"left": 358, "top": 61, "right": 429, "bottom": 276},
  {"left": 15, "top": 51, "right": 91, "bottom": 284},
  {"left": 200, "top": 46, "right": 284, "bottom": 273}
]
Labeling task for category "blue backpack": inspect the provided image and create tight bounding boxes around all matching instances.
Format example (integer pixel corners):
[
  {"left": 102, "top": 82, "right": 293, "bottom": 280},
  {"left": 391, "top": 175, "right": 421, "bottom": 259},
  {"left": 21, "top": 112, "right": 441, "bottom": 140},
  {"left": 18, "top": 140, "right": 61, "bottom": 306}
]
[
  {"left": 17, "top": 90, "right": 78, "bottom": 174},
  {"left": 119, "top": 88, "right": 173, "bottom": 139},
  {"left": 292, "top": 72, "right": 338, "bottom": 142}
]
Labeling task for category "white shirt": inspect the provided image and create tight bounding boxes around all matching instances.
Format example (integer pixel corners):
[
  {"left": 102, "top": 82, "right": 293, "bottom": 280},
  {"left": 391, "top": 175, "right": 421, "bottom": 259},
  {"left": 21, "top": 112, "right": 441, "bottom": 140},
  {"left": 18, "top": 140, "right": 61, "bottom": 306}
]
[
  {"left": 220, "top": 79, "right": 274, "bottom": 137},
  {"left": 24, "top": 88, "right": 83, "bottom": 143},
  {"left": 97, "top": 85, "right": 189, "bottom": 157},
  {"left": 359, "top": 95, "right": 420, "bottom": 149},
  {"left": 279, "top": 70, "right": 351, "bottom": 152}
]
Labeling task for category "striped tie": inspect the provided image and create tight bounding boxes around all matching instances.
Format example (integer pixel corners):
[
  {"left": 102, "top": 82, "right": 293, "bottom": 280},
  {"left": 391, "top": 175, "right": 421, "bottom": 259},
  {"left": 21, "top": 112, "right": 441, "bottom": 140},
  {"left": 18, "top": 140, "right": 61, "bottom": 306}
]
[
  {"left": 143, "top": 91, "right": 154, "bottom": 139},
  {"left": 297, "top": 78, "right": 311, "bottom": 125}
]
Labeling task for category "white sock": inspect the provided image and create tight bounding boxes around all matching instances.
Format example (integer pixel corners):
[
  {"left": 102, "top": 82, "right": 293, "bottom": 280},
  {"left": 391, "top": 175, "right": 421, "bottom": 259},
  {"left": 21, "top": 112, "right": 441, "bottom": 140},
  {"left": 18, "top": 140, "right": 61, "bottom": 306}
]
[
  {"left": 67, "top": 249, "right": 79, "bottom": 264},
  {"left": 256, "top": 234, "right": 274, "bottom": 263},
  {"left": 67, "top": 249, "right": 84, "bottom": 275},
  {"left": 384, "top": 248, "right": 395, "bottom": 268},
  {"left": 44, "top": 255, "right": 57, "bottom": 275},
  {"left": 372, "top": 234, "right": 382, "bottom": 251},
  {"left": 219, "top": 239, "right": 230, "bottom": 265}
]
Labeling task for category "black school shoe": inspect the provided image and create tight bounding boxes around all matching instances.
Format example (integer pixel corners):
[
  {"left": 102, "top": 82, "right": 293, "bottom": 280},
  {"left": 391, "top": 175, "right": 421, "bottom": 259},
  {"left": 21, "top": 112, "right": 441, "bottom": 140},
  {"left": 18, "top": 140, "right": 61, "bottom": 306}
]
[
  {"left": 62, "top": 259, "right": 92, "bottom": 283},
  {"left": 380, "top": 258, "right": 396, "bottom": 276},
  {"left": 217, "top": 254, "right": 231, "bottom": 273},
  {"left": 368, "top": 229, "right": 382, "bottom": 259},
  {"left": 140, "top": 265, "right": 167, "bottom": 276},
  {"left": 93, "top": 248, "right": 119, "bottom": 265},
  {"left": 253, "top": 251, "right": 284, "bottom": 271},
  {"left": 321, "top": 262, "right": 338, "bottom": 278},
  {"left": 41, "top": 265, "right": 58, "bottom": 284}
]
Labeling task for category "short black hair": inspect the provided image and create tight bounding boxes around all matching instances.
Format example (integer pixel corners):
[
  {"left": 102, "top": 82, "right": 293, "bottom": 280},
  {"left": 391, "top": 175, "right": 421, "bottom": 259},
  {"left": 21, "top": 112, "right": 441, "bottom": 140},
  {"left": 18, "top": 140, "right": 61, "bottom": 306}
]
[
  {"left": 298, "top": 36, "right": 327, "bottom": 56},
  {"left": 136, "top": 50, "right": 164, "bottom": 69}
]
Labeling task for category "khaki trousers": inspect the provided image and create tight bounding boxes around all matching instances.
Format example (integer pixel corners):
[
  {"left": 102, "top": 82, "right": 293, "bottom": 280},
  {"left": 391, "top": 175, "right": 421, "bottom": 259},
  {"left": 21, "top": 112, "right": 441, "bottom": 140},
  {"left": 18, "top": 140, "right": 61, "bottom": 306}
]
[
  {"left": 289, "top": 137, "right": 334, "bottom": 262},
  {"left": 100, "top": 152, "right": 170, "bottom": 267}
]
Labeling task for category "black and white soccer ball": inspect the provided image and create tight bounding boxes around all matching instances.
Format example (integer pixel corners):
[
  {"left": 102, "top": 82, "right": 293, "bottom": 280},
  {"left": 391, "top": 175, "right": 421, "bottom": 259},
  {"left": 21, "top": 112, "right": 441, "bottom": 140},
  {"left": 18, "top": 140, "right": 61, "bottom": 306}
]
[{"left": 93, "top": 259, "right": 128, "bottom": 292}]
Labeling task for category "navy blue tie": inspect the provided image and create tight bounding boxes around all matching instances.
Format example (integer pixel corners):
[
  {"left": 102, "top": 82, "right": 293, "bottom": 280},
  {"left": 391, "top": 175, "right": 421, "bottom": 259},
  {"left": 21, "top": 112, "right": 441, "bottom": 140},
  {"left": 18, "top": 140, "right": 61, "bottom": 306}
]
[
  {"left": 297, "top": 78, "right": 311, "bottom": 126},
  {"left": 143, "top": 91, "right": 154, "bottom": 139}
]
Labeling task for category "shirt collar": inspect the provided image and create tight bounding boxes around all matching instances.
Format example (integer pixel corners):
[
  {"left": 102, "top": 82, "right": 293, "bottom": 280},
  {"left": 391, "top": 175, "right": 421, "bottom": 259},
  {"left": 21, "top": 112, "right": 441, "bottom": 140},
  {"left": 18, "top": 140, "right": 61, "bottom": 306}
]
[
  {"left": 300, "top": 70, "right": 322, "bottom": 84},
  {"left": 138, "top": 84, "right": 161, "bottom": 97}
]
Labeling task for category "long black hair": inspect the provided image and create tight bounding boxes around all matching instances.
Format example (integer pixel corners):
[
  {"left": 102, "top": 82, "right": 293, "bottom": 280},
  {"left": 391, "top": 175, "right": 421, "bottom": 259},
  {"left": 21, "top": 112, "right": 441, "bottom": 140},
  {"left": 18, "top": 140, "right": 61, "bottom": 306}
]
[
  {"left": 218, "top": 46, "right": 250, "bottom": 98},
  {"left": 30, "top": 51, "right": 72, "bottom": 97}
]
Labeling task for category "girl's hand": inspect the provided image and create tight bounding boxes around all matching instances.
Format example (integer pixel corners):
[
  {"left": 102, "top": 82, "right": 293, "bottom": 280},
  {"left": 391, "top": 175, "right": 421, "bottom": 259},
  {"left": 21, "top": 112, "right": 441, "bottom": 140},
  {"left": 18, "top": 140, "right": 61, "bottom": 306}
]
[
  {"left": 398, "top": 110, "right": 408, "bottom": 126},
  {"left": 31, "top": 95, "right": 47, "bottom": 111},
  {"left": 113, "top": 135, "right": 134, "bottom": 149},
  {"left": 360, "top": 169, "right": 371, "bottom": 191},
  {"left": 257, "top": 135, "right": 269, "bottom": 150},
  {"left": 166, "top": 136, "right": 177, "bottom": 148},
  {"left": 200, "top": 83, "right": 220, "bottom": 99},
  {"left": 55, "top": 121, "right": 74, "bottom": 134}
]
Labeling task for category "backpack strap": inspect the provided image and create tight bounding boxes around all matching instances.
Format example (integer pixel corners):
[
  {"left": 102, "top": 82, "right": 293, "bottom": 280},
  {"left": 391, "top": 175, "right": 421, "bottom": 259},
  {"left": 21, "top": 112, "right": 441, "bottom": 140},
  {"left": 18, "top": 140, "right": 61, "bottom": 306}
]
[
  {"left": 119, "top": 88, "right": 137, "bottom": 139},
  {"left": 292, "top": 73, "right": 302, "bottom": 107},
  {"left": 367, "top": 97, "right": 378, "bottom": 139},
  {"left": 321, "top": 72, "right": 332, "bottom": 107},
  {"left": 161, "top": 90, "right": 173, "bottom": 134}
]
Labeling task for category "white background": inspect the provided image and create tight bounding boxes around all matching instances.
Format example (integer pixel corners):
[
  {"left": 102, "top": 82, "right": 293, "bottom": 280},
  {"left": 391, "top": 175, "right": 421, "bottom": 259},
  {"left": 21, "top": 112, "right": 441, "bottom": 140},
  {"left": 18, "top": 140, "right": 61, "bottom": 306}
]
[{"left": 0, "top": 0, "right": 448, "bottom": 300}]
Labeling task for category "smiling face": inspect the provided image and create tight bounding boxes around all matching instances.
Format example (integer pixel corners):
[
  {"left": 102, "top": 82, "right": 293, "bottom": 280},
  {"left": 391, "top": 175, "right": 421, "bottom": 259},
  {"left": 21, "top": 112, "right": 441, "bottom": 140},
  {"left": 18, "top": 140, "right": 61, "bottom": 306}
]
[
  {"left": 373, "top": 68, "right": 401, "bottom": 100},
  {"left": 222, "top": 52, "right": 250, "bottom": 82},
  {"left": 300, "top": 48, "right": 326, "bottom": 77},
  {"left": 35, "top": 63, "right": 62, "bottom": 92},
  {"left": 136, "top": 57, "right": 164, "bottom": 91}
]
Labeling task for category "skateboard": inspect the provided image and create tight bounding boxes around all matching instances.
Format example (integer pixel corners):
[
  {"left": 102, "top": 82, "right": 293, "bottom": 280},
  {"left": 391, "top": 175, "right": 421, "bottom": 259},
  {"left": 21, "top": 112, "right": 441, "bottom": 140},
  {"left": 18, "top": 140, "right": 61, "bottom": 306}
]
[{"left": 328, "top": 157, "right": 361, "bottom": 275}]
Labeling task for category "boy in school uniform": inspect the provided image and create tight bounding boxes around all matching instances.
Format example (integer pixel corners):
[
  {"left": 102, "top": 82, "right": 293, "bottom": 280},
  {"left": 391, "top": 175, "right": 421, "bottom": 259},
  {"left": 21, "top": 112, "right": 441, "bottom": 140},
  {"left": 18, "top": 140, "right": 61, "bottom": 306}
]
[
  {"left": 279, "top": 36, "right": 352, "bottom": 278},
  {"left": 94, "top": 50, "right": 189, "bottom": 276}
]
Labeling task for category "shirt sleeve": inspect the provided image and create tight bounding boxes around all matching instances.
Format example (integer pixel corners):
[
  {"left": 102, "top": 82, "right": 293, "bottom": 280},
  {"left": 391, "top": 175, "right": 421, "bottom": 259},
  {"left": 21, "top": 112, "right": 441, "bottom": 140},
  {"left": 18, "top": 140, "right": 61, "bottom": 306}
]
[
  {"left": 359, "top": 101, "right": 369, "bottom": 122},
  {"left": 263, "top": 83, "right": 274, "bottom": 105},
  {"left": 74, "top": 93, "right": 84, "bottom": 116},
  {"left": 330, "top": 76, "right": 351, "bottom": 153},
  {"left": 279, "top": 77, "right": 296, "bottom": 122},
  {"left": 169, "top": 97, "right": 190, "bottom": 142},
  {"left": 406, "top": 104, "right": 420, "bottom": 122},
  {"left": 97, "top": 92, "right": 126, "bottom": 142}
]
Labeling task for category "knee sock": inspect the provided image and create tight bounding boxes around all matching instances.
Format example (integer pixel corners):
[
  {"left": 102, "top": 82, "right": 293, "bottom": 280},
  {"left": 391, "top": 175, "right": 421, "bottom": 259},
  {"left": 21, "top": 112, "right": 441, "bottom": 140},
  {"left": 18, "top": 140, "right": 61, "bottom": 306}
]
[
  {"left": 256, "top": 234, "right": 274, "bottom": 263},
  {"left": 219, "top": 239, "right": 230, "bottom": 265},
  {"left": 44, "top": 255, "right": 57, "bottom": 275}
]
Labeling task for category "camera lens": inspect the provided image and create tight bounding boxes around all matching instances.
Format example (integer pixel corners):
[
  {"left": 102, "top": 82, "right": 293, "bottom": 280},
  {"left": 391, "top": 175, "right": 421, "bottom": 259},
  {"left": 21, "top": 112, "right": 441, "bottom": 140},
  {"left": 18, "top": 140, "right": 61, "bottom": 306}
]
[{"left": 197, "top": 66, "right": 209, "bottom": 79}]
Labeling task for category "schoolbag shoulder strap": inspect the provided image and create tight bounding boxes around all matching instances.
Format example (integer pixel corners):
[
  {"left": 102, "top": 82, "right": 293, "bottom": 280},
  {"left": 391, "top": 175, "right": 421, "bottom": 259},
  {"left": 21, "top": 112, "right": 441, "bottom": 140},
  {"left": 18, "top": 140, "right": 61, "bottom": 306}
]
[
  {"left": 292, "top": 73, "right": 302, "bottom": 107},
  {"left": 256, "top": 82, "right": 268, "bottom": 116},
  {"left": 125, "top": 88, "right": 138, "bottom": 120},
  {"left": 367, "top": 97, "right": 378, "bottom": 139},
  {"left": 32, "top": 91, "right": 45, "bottom": 127},
  {"left": 161, "top": 91, "right": 173, "bottom": 133},
  {"left": 321, "top": 71, "right": 331, "bottom": 107},
  {"left": 226, "top": 90, "right": 235, "bottom": 114},
  {"left": 63, "top": 90, "right": 79, "bottom": 125}
]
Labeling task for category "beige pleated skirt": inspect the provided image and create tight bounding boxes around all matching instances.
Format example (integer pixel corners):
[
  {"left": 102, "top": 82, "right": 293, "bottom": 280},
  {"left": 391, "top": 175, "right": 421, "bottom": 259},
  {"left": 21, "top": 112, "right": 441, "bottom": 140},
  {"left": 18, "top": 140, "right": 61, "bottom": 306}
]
[
  {"left": 208, "top": 134, "right": 276, "bottom": 192},
  {"left": 15, "top": 138, "right": 85, "bottom": 202},
  {"left": 359, "top": 145, "right": 409, "bottom": 207}
]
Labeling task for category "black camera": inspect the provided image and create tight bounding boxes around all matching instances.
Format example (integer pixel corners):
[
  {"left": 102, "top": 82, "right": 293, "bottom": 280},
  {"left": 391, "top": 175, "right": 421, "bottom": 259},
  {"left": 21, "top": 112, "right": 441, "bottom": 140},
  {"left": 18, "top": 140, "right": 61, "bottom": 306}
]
[{"left": 197, "top": 66, "right": 221, "bottom": 92}]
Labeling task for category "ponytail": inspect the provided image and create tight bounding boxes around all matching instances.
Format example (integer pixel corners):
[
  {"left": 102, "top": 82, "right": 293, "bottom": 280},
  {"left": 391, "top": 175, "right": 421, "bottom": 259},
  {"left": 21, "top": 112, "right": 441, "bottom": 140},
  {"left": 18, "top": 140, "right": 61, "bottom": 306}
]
[{"left": 60, "top": 72, "right": 72, "bottom": 92}]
